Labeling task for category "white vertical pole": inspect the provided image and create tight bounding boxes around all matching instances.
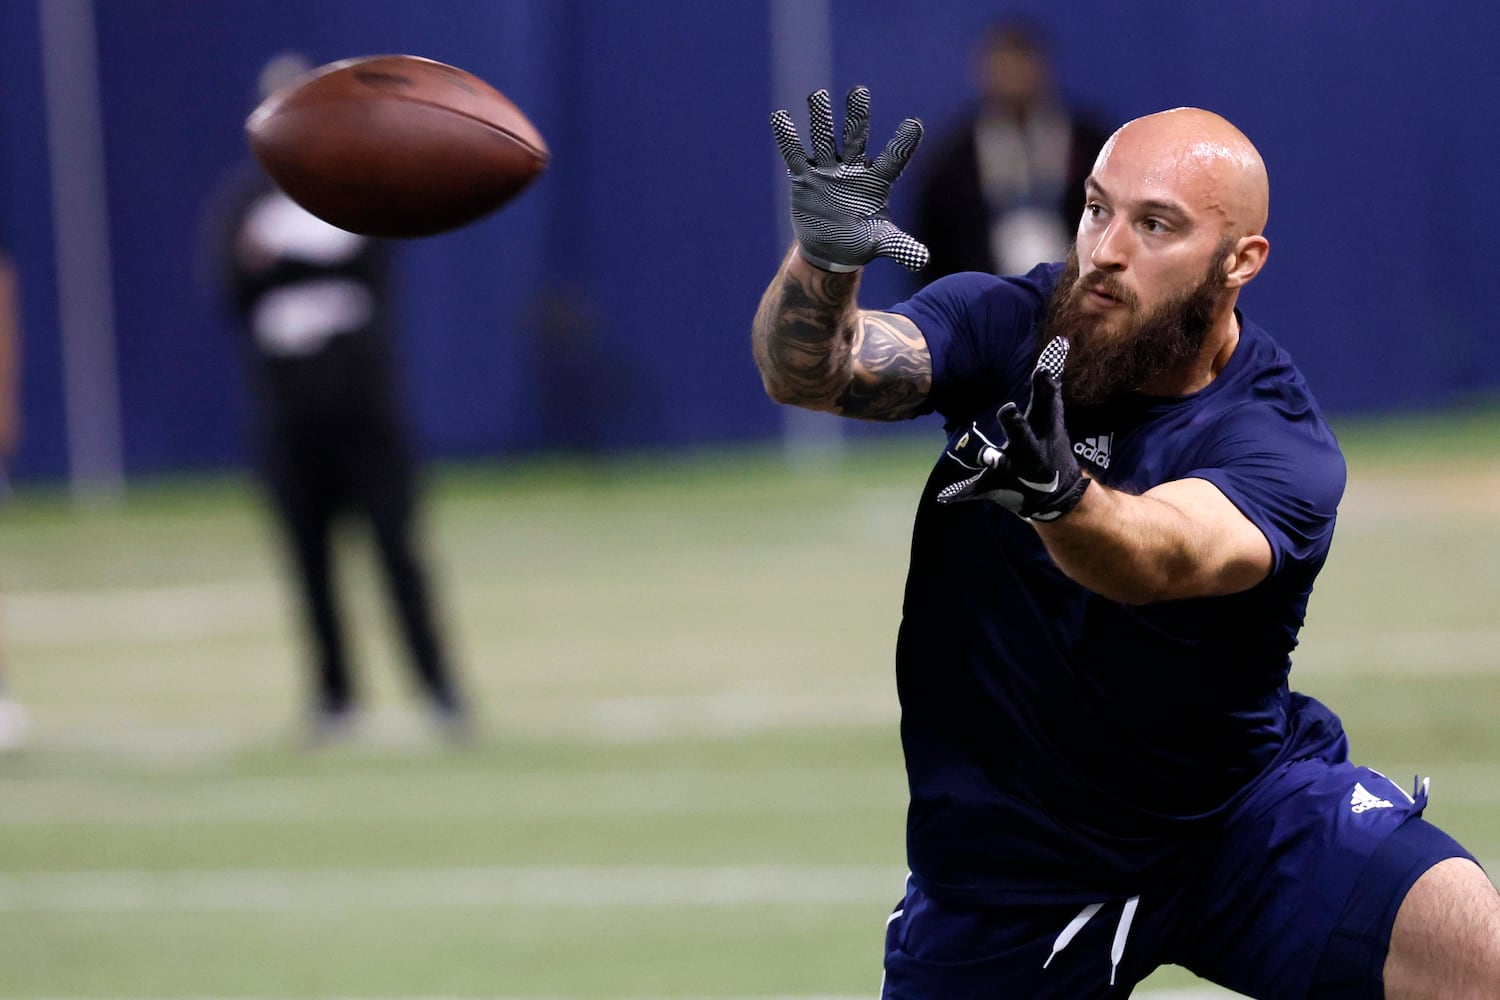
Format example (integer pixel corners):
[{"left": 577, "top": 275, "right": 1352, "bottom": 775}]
[
  {"left": 39, "top": 0, "right": 126, "bottom": 507},
  {"left": 769, "top": 0, "right": 846, "bottom": 470}
]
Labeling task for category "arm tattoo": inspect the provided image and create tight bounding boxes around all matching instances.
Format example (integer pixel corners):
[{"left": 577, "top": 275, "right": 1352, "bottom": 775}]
[
  {"left": 839, "top": 312, "right": 932, "bottom": 420},
  {"left": 753, "top": 264, "right": 860, "bottom": 408},
  {"left": 753, "top": 259, "right": 931, "bottom": 420}
]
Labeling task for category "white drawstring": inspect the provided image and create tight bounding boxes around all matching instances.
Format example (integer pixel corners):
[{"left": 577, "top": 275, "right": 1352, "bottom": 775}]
[
  {"left": 1110, "top": 895, "right": 1140, "bottom": 985},
  {"left": 1042, "top": 894, "right": 1141, "bottom": 987},
  {"left": 1043, "top": 902, "right": 1103, "bottom": 968}
]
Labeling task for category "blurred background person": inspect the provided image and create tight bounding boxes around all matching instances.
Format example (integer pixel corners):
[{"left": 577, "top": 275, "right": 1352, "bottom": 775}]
[
  {"left": 912, "top": 16, "right": 1110, "bottom": 280},
  {"left": 0, "top": 210, "right": 28, "bottom": 752},
  {"left": 207, "top": 53, "right": 468, "bottom": 744}
]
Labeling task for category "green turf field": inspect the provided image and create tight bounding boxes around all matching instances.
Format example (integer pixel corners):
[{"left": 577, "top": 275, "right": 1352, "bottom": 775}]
[{"left": 1, "top": 410, "right": 1497, "bottom": 999}]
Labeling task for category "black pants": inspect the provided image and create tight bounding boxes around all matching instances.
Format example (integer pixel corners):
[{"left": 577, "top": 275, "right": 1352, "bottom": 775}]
[{"left": 261, "top": 412, "right": 459, "bottom": 715}]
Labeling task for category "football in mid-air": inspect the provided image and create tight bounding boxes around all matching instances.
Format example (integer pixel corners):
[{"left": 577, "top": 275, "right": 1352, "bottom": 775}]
[{"left": 245, "top": 54, "right": 549, "bottom": 238}]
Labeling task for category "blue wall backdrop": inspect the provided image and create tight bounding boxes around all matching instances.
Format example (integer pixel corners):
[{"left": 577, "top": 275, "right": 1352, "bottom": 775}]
[{"left": 2, "top": 1, "right": 1497, "bottom": 482}]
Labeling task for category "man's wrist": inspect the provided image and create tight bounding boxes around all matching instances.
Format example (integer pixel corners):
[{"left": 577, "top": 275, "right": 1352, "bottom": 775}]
[
  {"left": 795, "top": 245, "right": 862, "bottom": 274},
  {"left": 1030, "top": 476, "right": 1091, "bottom": 523}
]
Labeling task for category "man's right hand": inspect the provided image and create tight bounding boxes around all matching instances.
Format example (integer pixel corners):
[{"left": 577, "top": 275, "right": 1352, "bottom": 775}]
[
  {"left": 934, "top": 337, "right": 1088, "bottom": 521},
  {"left": 770, "top": 86, "right": 929, "bottom": 273}
]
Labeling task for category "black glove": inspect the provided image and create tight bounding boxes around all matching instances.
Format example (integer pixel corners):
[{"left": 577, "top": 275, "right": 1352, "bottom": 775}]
[
  {"left": 934, "top": 336, "right": 1089, "bottom": 522},
  {"left": 770, "top": 86, "right": 929, "bottom": 272}
]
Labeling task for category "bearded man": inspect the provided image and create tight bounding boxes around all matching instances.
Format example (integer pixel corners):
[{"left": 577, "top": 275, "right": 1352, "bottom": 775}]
[{"left": 752, "top": 88, "right": 1500, "bottom": 999}]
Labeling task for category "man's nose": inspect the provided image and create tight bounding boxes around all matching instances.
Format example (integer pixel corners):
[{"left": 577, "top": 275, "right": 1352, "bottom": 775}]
[{"left": 1088, "top": 220, "right": 1127, "bottom": 272}]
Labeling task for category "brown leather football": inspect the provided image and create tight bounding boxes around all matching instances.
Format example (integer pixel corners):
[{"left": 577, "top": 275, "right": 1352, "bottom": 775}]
[{"left": 246, "top": 54, "right": 549, "bottom": 238}]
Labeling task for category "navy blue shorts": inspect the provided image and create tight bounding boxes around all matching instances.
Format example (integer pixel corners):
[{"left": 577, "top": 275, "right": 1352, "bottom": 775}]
[{"left": 881, "top": 759, "right": 1474, "bottom": 998}]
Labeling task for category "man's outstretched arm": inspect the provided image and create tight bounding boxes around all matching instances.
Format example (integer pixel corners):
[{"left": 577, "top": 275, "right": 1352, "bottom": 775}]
[
  {"left": 752, "top": 247, "right": 930, "bottom": 420},
  {"left": 937, "top": 346, "right": 1273, "bottom": 603},
  {"left": 755, "top": 86, "right": 934, "bottom": 420},
  {"left": 1034, "top": 475, "right": 1273, "bottom": 604}
]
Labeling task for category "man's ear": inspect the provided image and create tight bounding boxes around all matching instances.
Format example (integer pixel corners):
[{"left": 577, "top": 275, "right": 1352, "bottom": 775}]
[{"left": 1222, "top": 235, "right": 1270, "bottom": 289}]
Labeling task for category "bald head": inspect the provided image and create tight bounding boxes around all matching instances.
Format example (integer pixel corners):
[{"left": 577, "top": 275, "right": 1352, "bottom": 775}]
[
  {"left": 1095, "top": 108, "right": 1269, "bottom": 237},
  {"left": 1069, "top": 107, "right": 1273, "bottom": 396}
]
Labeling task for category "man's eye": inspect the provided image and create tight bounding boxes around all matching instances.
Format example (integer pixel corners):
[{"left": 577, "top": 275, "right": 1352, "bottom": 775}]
[{"left": 1142, "top": 218, "right": 1170, "bottom": 233}]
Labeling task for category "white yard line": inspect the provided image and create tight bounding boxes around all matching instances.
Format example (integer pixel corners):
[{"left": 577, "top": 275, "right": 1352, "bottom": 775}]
[
  {"left": 0, "top": 865, "right": 906, "bottom": 913},
  {"left": 1295, "top": 629, "right": 1500, "bottom": 676},
  {"left": 15, "top": 689, "right": 902, "bottom": 757},
  {"left": 4, "top": 758, "right": 1493, "bottom": 827},
  {"left": 21, "top": 992, "right": 1240, "bottom": 1000},
  {"left": 9, "top": 580, "right": 1500, "bottom": 682},
  {"left": 22, "top": 994, "right": 1238, "bottom": 1000},
  {"left": 4, "top": 580, "right": 276, "bottom": 644},
  {"left": 5, "top": 860, "right": 1490, "bottom": 919},
  {"left": 0, "top": 765, "right": 904, "bottom": 825}
]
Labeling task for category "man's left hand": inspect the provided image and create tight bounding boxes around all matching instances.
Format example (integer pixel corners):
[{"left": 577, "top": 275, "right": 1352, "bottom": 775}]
[{"left": 934, "top": 336, "right": 1088, "bottom": 522}]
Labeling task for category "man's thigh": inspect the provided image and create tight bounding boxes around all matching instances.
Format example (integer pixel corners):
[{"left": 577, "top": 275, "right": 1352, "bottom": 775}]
[
  {"left": 1173, "top": 759, "right": 1474, "bottom": 999},
  {"left": 1382, "top": 856, "right": 1500, "bottom": 999}
]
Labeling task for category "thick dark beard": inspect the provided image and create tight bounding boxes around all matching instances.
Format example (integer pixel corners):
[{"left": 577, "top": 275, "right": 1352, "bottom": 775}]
[{"left": 1041, "top": 241, "right": 1230, "bottom": 406}]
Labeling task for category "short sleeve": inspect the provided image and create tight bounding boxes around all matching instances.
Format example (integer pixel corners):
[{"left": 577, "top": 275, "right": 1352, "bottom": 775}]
[
  {"left": 887, "top": 265, "right": 1059, "bottom": 422},
  {"left": 1190, "top": 412, "right": 1346, "bottom": 577}
]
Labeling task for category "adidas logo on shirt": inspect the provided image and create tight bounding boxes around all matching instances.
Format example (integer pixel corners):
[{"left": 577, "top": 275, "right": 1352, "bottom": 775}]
[
  {"left": 1074, "top": 433, "right": 1113, "bottom": 470},
  {"left": 1350, "top": 782, "right": 1394, "bottom": 814}
]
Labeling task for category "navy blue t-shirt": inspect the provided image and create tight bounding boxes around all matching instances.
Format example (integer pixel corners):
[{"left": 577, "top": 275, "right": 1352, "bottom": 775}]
[{"left": 887, "top": 265, "right": 1348, "bottom": 905}]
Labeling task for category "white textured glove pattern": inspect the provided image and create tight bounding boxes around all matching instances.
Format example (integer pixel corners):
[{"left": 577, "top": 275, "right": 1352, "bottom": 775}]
[{"left": 770, "top": 87, "right": 929, "bottom": 272}]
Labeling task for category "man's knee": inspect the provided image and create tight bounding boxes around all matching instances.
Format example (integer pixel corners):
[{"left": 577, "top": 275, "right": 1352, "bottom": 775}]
[{"left": 1384, "top": 857, "right": 1500, "bottom": 999}]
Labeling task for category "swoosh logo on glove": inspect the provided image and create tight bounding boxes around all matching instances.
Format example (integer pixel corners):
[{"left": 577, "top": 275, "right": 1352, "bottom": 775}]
[{"left": 1017, "top": 472, "right": 1060, "bottom": 493}]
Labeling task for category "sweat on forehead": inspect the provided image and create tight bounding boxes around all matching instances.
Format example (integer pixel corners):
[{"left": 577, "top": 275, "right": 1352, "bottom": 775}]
[{"left": 1094, "top": 107, "right": 1270, "bottom": 233}]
